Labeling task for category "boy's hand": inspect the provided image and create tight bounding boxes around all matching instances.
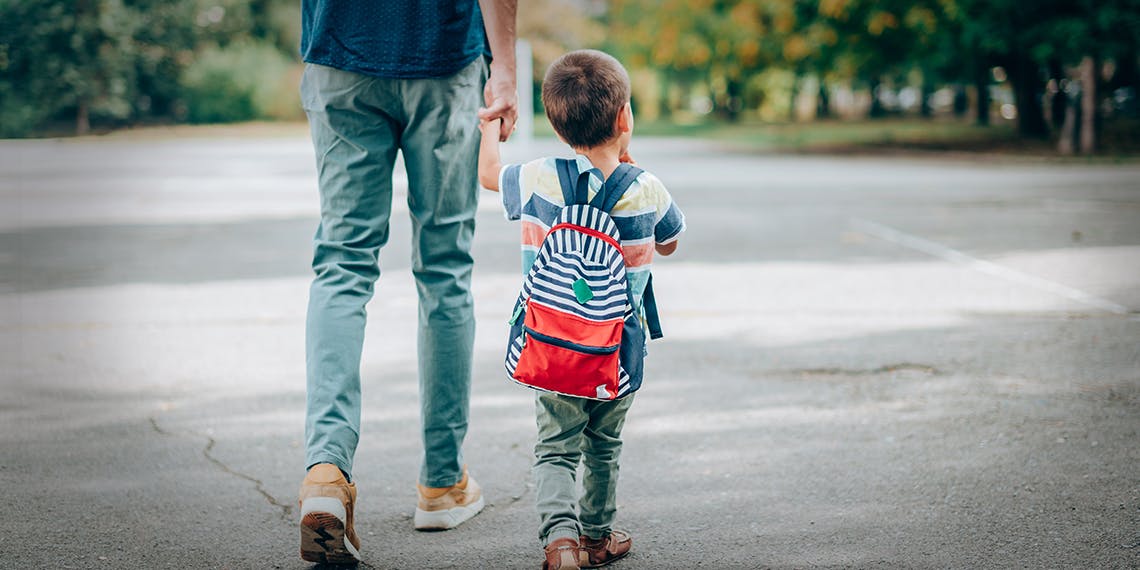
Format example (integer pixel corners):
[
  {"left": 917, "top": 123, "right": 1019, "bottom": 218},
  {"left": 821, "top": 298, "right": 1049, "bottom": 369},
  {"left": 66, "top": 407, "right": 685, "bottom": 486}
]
[
  {"left": 619, "top": 150, "right": 637, "bottom": 165},
  {"left": 478, "top": 118, "right": 503, "bottom": 191},
  {"left": 479, "top": 117, "right": 501, "bottom": 135}
]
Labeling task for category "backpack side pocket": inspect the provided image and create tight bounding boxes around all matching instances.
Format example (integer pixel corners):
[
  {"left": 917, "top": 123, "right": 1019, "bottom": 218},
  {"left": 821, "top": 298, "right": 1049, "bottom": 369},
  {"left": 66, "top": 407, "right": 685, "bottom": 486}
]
[
  {"left": 504, "top": 295, "right": 528, "bottom": 378},
  {"left": 617, "top": 313, "right": 646, "bottom": 396}
]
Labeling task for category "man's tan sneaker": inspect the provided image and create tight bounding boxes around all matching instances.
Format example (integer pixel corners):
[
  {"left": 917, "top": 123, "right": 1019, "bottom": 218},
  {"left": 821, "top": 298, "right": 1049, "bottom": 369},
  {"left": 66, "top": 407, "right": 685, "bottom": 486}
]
[
  {"left": 298, "top": 463, "right": 362, "bottom": 564},
  {"left": 413, "top": 466, "right": 485, "bottom": 530}
]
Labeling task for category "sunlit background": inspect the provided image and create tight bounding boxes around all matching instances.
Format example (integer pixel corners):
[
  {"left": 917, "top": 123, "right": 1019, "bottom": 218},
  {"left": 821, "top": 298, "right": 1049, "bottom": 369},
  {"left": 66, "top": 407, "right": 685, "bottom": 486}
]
[
  {"left": 2, "top": 2, "right": 1139, "bottom": 568},
  {"left": 3, "top": 0, "right": 1138, "bottom": 155}
]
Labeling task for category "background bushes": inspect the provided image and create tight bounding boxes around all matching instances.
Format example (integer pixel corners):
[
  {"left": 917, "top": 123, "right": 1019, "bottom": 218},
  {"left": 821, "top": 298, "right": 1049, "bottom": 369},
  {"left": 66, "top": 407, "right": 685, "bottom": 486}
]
[
  {"left": 182, "top": 41, "right": 300, "bottom": 123},
  {"left": 0, "top": 0, "right": 303, "bottom": 137}
]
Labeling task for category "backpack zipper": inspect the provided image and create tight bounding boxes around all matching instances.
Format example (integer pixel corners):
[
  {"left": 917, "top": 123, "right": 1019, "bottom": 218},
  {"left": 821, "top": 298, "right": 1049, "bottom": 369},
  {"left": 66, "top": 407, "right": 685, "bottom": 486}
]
[{"left": 523, "top": 326, "right": 619, "bottom": 355}]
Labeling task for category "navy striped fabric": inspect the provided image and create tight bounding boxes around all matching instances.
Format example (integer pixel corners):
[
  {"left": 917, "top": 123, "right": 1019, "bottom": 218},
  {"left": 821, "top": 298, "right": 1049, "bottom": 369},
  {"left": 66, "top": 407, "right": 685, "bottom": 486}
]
[
  {"left": 522, "top": 205, "right": 629, "bottom": 322},
  {"left": 505, "top": 203, "right": 636, "bottom": 398},
  {"left": 499, "top": 155, "right": 686, "bottom": 308}
]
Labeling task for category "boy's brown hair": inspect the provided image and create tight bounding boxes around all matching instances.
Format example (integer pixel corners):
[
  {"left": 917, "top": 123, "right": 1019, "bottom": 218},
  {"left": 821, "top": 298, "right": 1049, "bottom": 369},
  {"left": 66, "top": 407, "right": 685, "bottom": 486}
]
[{"left": 541, "top": 50, "right": 631, "bottom": 149}]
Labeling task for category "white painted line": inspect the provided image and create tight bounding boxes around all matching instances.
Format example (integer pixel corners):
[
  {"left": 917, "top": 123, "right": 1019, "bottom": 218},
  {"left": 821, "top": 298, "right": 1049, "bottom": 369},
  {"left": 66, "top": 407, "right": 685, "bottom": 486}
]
[{"left": 850, "top": 218, "right": 1131, "bottom": 315}]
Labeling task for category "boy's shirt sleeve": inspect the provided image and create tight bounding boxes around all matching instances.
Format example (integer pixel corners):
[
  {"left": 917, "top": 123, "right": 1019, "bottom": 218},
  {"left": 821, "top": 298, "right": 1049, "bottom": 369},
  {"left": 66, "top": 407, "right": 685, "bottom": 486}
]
[
  {"left": 646, "top": 173, "right": 686, "bottom": 244},
  {"left": 499, "top": 163, "right": 525, "bottom": 221}
]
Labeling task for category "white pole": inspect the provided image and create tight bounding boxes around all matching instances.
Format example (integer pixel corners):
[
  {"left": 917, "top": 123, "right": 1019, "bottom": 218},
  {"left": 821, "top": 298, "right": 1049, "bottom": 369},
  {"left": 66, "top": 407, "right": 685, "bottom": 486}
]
[{"left": 515, "top": 39, "right": 533, "bottom": 147}]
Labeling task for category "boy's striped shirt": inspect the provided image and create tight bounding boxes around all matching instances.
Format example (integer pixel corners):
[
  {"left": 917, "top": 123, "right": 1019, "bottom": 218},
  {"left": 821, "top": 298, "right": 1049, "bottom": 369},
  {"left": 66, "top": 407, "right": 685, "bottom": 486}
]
[{"left": 498, "top": 154, "right": 685, "bottom": 306}]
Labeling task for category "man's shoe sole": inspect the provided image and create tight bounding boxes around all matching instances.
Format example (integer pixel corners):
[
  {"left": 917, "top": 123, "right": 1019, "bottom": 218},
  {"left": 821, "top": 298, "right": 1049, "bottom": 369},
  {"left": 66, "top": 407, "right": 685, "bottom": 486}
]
[
  {"left": 299, "top": 498, "right": 361, "bottom": 564},
  {"left": 413, "top": 495, "right": 486, "bottom": 531}
]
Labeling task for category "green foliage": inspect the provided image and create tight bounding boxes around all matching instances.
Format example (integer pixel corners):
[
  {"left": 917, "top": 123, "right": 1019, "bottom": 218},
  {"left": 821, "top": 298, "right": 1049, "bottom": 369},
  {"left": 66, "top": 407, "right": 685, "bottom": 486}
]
[
  {"left": 609, "top": 0, "right": 789, "bottom": 119},
  {"left": 182, "top": 42, "right": 297, "bottom": 123},
  {"left": 0, "top": 0, "right": 301, "bottom": 136},
  {"left": 3, "top": 0, "right": 1137, "bottom": 139},
  {"left": 605, "top": 0, "right": 1140, "bottom": 135},
  {"left": 1, "top": 0, "right": 137, "bottom": 135},
  {"left": 126, "top": 0, "right": 201, "bottom": 118}
]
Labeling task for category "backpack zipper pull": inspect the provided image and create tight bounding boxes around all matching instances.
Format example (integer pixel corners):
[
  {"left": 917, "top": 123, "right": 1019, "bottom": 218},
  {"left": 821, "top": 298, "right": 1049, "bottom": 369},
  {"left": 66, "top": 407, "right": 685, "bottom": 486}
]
[{"left": 508, "top": 303, "right": 524, "bottom": 325}]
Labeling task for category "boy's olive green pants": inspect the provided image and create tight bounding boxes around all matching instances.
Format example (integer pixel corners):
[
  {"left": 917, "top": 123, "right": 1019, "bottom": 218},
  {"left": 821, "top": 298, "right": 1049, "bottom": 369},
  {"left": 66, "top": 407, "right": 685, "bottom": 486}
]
[
  {"left": 534, "top": 391, "right": 634, "bottom": 545},
  {"left": 300, "top": 58, "right": 485, "bottom": 487}
]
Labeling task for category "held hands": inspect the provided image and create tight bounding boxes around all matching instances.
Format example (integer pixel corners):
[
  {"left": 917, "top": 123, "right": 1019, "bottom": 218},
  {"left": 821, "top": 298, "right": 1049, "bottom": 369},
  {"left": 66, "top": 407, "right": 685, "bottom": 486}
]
[
  {"left": 478, "top": 63, "right": 518, "bottom": 142},
  {"left": 479, "top": 117, "right": 503, "bottom": 138}
]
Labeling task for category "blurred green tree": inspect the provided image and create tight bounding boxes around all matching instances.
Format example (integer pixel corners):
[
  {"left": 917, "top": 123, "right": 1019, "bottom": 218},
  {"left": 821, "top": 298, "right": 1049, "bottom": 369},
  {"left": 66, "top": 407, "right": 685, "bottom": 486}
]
[
  {"left": 3, "top": 0, "right": 1136, "bottom": 145},
  {"left": 0, "top": 0, "right": 302, "bottom": 136},
  {"left": 2, "top": 0, "right": 138, "bottom": 135},
  {"left": 1040, "top": 0, "right": 1140, "bottom": 151},
  {"left": 610, "top": 0, "right": 792, "bottom": 121},
  {"left": 942, "top": 0, "right": 1139, "bottom": 144}
]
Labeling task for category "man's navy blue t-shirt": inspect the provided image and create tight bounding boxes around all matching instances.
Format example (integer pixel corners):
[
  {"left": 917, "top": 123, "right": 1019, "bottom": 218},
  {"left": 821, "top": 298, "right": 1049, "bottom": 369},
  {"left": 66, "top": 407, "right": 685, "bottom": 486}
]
[{"left": 301, "top": 0, "right": 487, "bottom": 79}]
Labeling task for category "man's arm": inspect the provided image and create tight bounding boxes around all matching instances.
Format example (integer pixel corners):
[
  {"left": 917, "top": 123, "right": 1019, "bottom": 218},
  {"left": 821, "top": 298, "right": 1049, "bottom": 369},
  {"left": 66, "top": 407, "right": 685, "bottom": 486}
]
[
  {"left": 477, "top": 0, "right": 518, "bottom": 142},
  {"left": 478, "top": 118, "right": 503, "bottom": 191}
]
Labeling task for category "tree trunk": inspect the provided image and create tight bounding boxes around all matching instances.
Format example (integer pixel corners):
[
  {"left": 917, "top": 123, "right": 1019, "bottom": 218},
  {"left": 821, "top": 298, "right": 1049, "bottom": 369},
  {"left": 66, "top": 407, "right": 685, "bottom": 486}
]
[
  {"left": 1057, "top": 88, "right": 1078, "bottom": 155},
  {"left": 1079, "top": 56, "right": 1097, "bottom": 154},
  {"left": 953, "top": 84, "right": 968, "bottom": 117},
  {"left": 817, "top": 81, "right": 831, "bottom": 118},
  {"left": 788, "top": 74, "right": 800, "bottom": 122},
  {"left": 974, "top": 64, "right": 990, "bottom": 126},
  {"left": 657, "top": 70, "right": 672, "bottom": 120},
  {"left": 920, "top": 75, "right": 933, "bottom": 118},
  {"left": 869, "top": 77, "right": 886, "bottom": 118},
  {"left": 1008, "top": 54, "right": 1049, "bottom": 138},
  {"left": 76, "top": 100, "right": 90, "bottom": 135},
  {"left": 718, "top": 77, "right": 743, "bottom": 122},
  {"left": 1048, "top": 59, "right": 1067, "bottom": 128}
]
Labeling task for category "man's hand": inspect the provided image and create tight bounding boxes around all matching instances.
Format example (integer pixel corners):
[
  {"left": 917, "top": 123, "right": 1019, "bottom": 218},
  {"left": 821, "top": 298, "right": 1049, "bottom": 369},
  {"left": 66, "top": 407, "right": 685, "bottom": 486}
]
[
  {"left": 479, "top": 64, "right": 518, "bottom": 142},
  {"left": 477, "top": 0, "right": 518, "bottom": 142}
]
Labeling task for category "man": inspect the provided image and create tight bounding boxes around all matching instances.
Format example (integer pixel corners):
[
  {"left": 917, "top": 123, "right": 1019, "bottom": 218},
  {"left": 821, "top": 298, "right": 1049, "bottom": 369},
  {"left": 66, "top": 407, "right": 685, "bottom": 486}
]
[{"left": 295, "top": 0, "right": 518, "bottom": 564}]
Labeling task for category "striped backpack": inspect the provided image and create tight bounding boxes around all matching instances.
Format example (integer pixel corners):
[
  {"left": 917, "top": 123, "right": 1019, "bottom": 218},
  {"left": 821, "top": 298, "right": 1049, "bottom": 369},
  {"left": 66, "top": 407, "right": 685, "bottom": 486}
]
[{"left": 505, "top": 159, "right": 662, "bottom": 400}]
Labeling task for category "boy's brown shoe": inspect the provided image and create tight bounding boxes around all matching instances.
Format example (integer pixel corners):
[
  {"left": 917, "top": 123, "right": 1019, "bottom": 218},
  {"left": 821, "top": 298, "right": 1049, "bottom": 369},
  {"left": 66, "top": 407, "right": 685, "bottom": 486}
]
[
  {"left": 579, "top": 530, "right": 632, "bottom": 568},
  {"left": 298, "top": 463, "right": 361, "bottom": 564},
  {"left": 543, "top": 538, "right": 582, "bottom": 570},
  {"left": 413, "top": 466, "right": 486, "bottom": 530}
]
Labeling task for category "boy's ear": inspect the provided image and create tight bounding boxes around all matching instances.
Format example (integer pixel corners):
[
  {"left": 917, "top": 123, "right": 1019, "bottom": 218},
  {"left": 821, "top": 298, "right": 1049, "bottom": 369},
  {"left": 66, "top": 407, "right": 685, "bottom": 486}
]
[{"left": 616, "top": 102, "right": 633, "bottom": 133}]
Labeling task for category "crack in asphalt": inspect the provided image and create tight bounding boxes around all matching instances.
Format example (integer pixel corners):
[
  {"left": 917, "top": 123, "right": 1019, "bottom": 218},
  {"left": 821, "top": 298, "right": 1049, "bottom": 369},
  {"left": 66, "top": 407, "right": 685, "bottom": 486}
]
[
  {"left": 146, "top": 416, "right": 462, "bottom": 569},
  {"left": 495, "top": 479, "right": 533, "bottom": 511},
  {"left": 148, "top": 416, "right": 294, "bottom": 525},
  {"left": 489, "top": 442, "right": 535, "bottom": 510}
]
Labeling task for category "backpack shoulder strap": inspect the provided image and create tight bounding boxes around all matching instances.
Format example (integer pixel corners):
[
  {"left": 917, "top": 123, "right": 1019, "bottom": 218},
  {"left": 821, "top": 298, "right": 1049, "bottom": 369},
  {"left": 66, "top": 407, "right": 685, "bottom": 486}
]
[
  {"left": 554, "top": 158, "right": 579, "bottom": 206},
  {"left": 556, "top": 158, "right": 593, "bottom": 205},
  {"left": 642, "top": 274, "right": 664, "bottom": 339},
  {"left": 593, "top": 163, "right": 644, "bottom": 214},
  {"left": 592, "top": 163, "right": 661, "bottom": 338}
]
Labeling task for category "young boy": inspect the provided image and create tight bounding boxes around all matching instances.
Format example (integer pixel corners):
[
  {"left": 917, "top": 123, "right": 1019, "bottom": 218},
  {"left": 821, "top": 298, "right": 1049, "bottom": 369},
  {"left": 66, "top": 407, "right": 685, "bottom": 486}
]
[{"left": 478, "top": 50, "right": 685, "bottom": 569}]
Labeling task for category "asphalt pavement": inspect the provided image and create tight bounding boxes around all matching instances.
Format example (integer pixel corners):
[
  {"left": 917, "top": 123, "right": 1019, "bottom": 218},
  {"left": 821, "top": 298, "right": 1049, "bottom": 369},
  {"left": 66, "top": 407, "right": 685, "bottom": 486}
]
[{"left": 2, "top": 131, "right": 1138, "bottom": 569}]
